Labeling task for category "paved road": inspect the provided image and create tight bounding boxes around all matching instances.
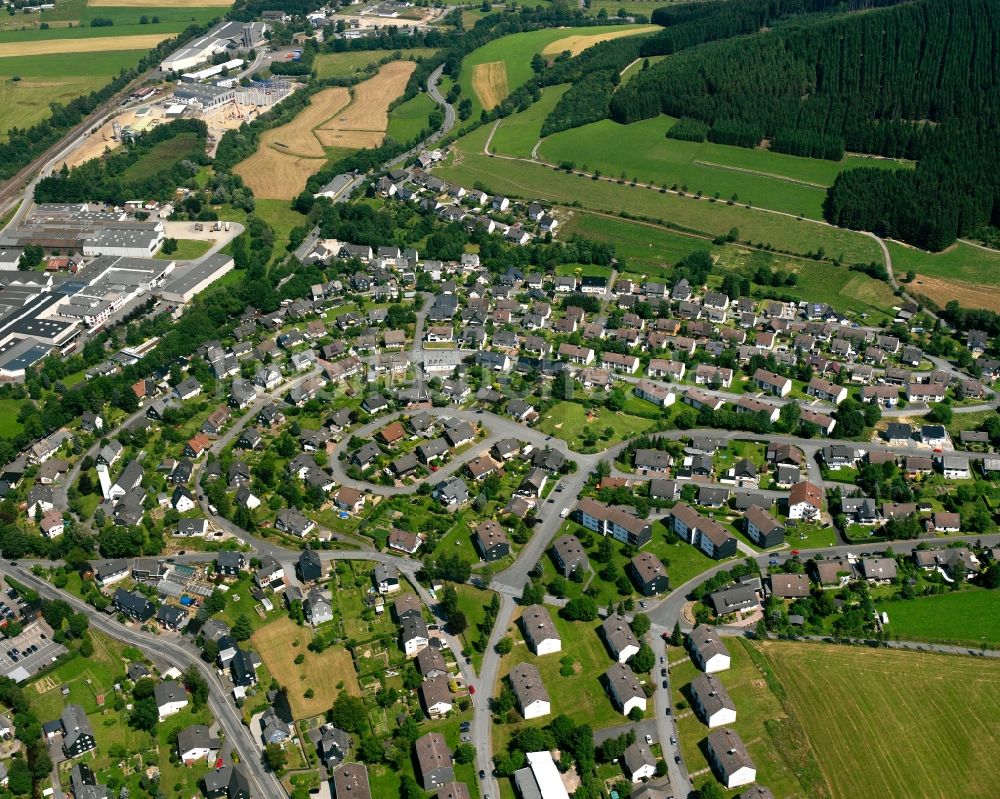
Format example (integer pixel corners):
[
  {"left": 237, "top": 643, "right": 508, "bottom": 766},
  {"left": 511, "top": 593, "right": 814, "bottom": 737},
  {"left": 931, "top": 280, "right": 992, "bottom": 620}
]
[
  {"left": 1, "top": 564, "right": 285, "bottom": 798},
  {"left": 425, "top": 64, "right": 456, "bottom": 140}
]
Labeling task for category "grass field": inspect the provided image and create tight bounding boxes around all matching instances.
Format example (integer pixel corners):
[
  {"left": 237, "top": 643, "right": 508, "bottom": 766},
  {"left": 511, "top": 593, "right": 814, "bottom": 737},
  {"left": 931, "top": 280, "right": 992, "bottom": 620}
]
[
  {"left": 436, "top": 135, "right": 883, "bottom": 264},
  {"left": 121, "top": 130, "right": 200, "bottom": 180},
  {"left": 499, "top": 612, "right": 627, "bottom": 736},
  {"left": 313, "top": 47, "right": 437, "bottom": 79},
  {"left": 0, "top": 0, "right": 221, "bottom": 30},
  {"left": 458, "top": 24, "right": 658, "bottom": 119},
  {"left": 672, "top": 639, "right": 823, "bottom": 799},
  {"left": 0, "top": 398, "right": 25, "bottom": 436},
  {"left": 587, "top": 0, "right": 673, "bottom": 15},
  {"left": 0, "top": 20, "right": 188, "bottom": 42},
  {"left": 536, "top": 401, "right": 655, "bottom": 451},
  {"left": 715, "top": 245, "right": 896, "bottom": 323},
  {"left": 619, "top": 53, "right": 664, "bottom": 84},
  {"left": 251, "top": 616, "right": 361, "bottom": 719},
  {"left": 156, "top": 238, "right": 211, "bottom": 260},
  {"left": 0, "top": 50, "right": 146, "bottom": 134},
  {"left": 757, "top": 639, "right": 1000, "bottom": 799},
  {"left": 561, "top": 210, "right": 718, "bottom": 274},
  {"left": 540, "top": 116, "right": 908, "bottom": 220},
  {"left": 887, "top": 240, "right": 1000, "bottom": 312},
  {"left": 489, "top": 83, "right": 568, "bottom": 158},
  {"left": 255, "top": 200, "right": 307, "bottom": 257},
  {"left": 386, "top": 91, "right": 436, "bottom": 144},
  {"left": 454, "top": 583, "right": 497, "bottom": 672},
  {"left": 883, "top": 590, "right": 1000, "bottom": 647}
]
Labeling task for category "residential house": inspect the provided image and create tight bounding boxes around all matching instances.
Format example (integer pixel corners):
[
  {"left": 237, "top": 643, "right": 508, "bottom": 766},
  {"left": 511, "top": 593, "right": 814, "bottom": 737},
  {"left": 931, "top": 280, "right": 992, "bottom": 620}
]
[
  {"left": 744, "top": 505, "right": 784, "bottom": 548},
  {"left": 688, "top": 625, "right": 731, "bottom": 673},
  {"left": 574, "top": 498, "right": 652, "bottom": 547},
  {"left": 787, "top": 481, "right": 822, "bottom": 520},
  {"left": 707, "top": 728, "right": 757, "bottom": 789},
  {"left": 628, "top": 552, "right": 669, "bottom": 596},
  {"left": 414, "top": 732, "right": 454, "bottom": 791},
  {"left": 668, "top": 503, "right": 738, "bottom": 560},
  {"left": 691, "top": 673, "right": 737, "bottom": 728},
  {"left": 604, "top": 662, "right": 646, "bottom": 716},
  {"left": 550, "top": 535, "right": 588, "bottom": 578},
  {"left": 419, "top": 674, "right": 454, "bottom": 719},
  {"left": 510, "top": 662, "right": 550, "bottom": 720},
  {"left": 520, "top": 604, "right": 561, "bottom": 656},
  {"left": 601, "top": 614, "right": 640, "bottom": 663},
  {"left": 154, "top": 681, "right": 189, "bottom": 720}
]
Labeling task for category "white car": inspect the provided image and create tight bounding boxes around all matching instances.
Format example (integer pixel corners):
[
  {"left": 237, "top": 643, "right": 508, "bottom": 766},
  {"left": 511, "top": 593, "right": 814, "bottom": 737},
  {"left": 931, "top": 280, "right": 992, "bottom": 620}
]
[
  {"left": 559, "top": 507, "right": 569, "bottom": 518},
  {"left": 645, "top": 734, "right": 653, "bottom": 744}
]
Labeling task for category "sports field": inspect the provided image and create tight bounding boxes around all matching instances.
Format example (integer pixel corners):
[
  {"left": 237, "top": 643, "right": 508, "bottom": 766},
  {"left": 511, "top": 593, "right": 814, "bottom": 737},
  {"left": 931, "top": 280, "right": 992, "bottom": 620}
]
[
  {"left": 757, "top": 639, "right": 1000, "bottom": 799},
  {"left": 458, "top": 24, "right": 658, "bottom": 119},
  {"left": 540, "top": 116, "right": 910, "bottom": 219},
  {"left": 883, "top": 590, "right": 1000, "bottom": 647},
  {"left": 436, "top": 129, "right": 884, "bottom": 264},
  {"left": 251, "top": 616, "right": 361, "bottom": 719}
]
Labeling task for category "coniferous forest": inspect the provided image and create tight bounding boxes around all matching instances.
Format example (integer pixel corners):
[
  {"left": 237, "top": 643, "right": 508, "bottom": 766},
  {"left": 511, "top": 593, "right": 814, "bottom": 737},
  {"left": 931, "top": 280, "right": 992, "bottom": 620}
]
[{"left": 542, "top": 0, "right": 1000, "bottom": 251}]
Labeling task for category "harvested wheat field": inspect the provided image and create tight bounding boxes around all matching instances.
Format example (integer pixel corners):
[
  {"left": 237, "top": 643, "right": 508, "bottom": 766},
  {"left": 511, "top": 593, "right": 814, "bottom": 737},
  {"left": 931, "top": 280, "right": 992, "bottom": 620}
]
[
  {"left": 234, "top": 86, "right": 350, "bottom": 198},
  {"left": 0, "top": 33, "right": 171, "bottom": 58},
  {"left": 314, "top": 60, "right": 415, "bottom": 147},
  {"left": 472, "top": 60, "right": 509, "bottom": 110},
  {"left": 541, "top": 25, "right": 659, "bottom": 57},
  {"left": 912, "top": 275, "right": 1000, "bottom": 313},
  {"left": 236, "top": 64, "right": 412, "bottom": 199}
]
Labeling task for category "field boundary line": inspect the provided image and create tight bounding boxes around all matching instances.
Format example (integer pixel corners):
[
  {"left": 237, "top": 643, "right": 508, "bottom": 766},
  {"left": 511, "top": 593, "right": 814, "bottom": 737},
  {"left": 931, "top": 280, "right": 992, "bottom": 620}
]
[{"left": 691, "top": 159, "right": 828, "bottom": 189}]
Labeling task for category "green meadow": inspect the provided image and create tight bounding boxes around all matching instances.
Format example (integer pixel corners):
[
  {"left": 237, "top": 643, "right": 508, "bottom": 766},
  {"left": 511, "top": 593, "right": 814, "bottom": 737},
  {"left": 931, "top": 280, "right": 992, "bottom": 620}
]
[
  {"left": 539, "top": 115, "right": 911, "bottom": 219},
  {"left": 488, "top": 83, "right": 568, "bottom": 158},
  {"left": 387, "top": 91, "right": 437, "bottom": 145}
]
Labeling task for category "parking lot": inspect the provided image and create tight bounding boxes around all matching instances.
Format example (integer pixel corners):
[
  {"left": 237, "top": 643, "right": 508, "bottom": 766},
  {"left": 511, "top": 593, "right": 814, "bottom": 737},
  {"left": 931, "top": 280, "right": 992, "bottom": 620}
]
[{"left": 0, "top": 623, "right": 67, "bottom": 681}]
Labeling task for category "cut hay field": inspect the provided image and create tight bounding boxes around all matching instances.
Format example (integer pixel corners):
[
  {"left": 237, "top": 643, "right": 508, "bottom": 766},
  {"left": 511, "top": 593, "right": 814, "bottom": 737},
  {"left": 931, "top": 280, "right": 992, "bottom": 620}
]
[
  {"left": 458, "top": 24, "right": 658, "bottom": 119},
  {"left": 488, "top": 82, "right": 567, "bottom": 157},
  {"left": 237, "top": 63, "right": 413, "bottom": 199},
  {"left": 0, "top": 50, "right": 147, "bottom": 135},
  {"left": 887, "top": 240, "right": 1000, "bottom": 312},
  {"left": 0, "top": 31, "right": 168, "bottom": 57},
  {"left": 235, "top": 86, "right": 350, "bottom": 198},
  {"left": 314, "top": 47, "right": 437, "bottom": 79},
  {"left": 757, "top": 639, "right": 1000, "bottom": 799},
  {"left": 314, "top": 59, "right": 414, "bottom": 148},
  {"left": 471, "top": 60, "right": 508, "bottom": 112},
  {"left": 251, "top": 616, "right": 361, "bottom": 719},
  {"left": 540, "top": 24, "right": 658, "bottom": 56},
  {"left": 539, "top": 115, "right": 910, "bottom": 219},
  {"left": 0, "top": 20, "right": 187, "bottom": 41},
  {"left": 435, "top": 131, "right": 883, "bottom": 264}
]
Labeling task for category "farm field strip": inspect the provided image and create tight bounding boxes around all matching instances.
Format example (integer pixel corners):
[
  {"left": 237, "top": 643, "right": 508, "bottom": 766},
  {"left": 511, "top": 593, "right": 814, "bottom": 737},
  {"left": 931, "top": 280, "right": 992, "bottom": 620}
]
[
  {"left": 458, "top": 24, "right": 656, "bottom": 118},
  {"left": 90, "top": 0, "right": 232, "bottom": 5},
  {"left": 540, "top": 24, "right": 659, "bottom": 56},
  {"left": 489, "top": 83, "right": 568, "bottom": 158},
  {"left": 759, "top": 640, "right": 1000, "bottom": 799},
  {"left": 0, "top": 32, "right": 169, "bottom": 57},
  {"left": 435, "top": 143, "right": 883, "bottom": 263},
  {"left": 471, "top": 60, "right": 508, "bottom": 111}
]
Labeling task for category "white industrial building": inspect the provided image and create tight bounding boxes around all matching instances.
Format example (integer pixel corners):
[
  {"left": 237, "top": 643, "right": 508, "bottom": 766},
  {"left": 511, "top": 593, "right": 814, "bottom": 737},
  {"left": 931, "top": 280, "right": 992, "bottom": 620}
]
[
  {"left": 158, "top": 253, "right": 235, "bottom": 304},
  {"left": 160, "top": 21, "right": 266, "bottom": 73},
  {"left": 0, "top": 247, "right": 22, "bottom": 271},
  {"left": 181, "top": 59, "right": 243, "bottom": 83},
  {"left": 82, "top": 222, "right": 165, "bottom": 258}
]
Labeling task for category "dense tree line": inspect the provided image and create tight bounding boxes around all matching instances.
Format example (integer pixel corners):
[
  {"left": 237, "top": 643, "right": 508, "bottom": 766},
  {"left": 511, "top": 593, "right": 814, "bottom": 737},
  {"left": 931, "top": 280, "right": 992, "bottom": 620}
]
[
  {"left": 606, "top": 0, "right": 1000, "bottom": 249},
  {"left": 540, "top": 69, "right": 619, "bottom": 137},
  {"left": 666, "top": 117, "right": 709, "bottom": 143},
  {"left": 34, "top": 120, "right": 208, "bottom": 204}
]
